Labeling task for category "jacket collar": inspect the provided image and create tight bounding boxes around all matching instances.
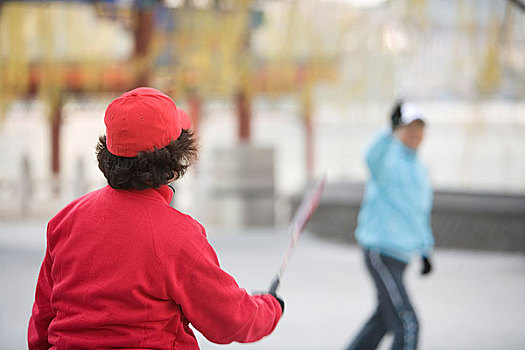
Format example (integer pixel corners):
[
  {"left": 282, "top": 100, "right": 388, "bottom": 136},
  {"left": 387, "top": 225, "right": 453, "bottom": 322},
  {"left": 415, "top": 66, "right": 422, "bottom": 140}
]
[
  {"left": 113, "top": 185, "right": 174, "bottom": 204},
  {"left": 393, "top": 137, "right": 417, "bottom": 161}
]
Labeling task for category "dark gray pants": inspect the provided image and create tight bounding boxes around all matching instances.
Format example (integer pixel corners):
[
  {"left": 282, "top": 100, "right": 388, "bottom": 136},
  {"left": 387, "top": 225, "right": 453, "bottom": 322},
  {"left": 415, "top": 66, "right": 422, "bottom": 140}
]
[{"left": 346, "top": 249, "right": 419, "bottom": 350}]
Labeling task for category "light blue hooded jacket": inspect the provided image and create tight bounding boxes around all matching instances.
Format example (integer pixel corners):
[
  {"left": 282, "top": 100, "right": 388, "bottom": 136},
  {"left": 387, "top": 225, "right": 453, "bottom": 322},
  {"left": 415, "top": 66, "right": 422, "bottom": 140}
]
[{"left": 355, "top": 129, "right": 434, "bottom": 262}]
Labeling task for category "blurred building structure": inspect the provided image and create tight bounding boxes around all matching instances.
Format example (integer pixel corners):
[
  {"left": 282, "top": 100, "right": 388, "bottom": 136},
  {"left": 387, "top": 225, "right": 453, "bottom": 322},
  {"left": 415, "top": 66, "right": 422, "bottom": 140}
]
[{"left": 0, "top": 0, "right": 523, "bottom": 233}]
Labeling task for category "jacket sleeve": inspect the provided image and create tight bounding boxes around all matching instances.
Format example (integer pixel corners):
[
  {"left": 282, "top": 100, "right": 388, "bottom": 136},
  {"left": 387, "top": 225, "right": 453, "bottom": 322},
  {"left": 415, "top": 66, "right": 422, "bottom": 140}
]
[
  {"left": 365, "top": 129, "right": 394, "bottom": 180},
  {"left": 162, "top": 230, "right": 282, "bottom": 344},
  {"left": 421, "top": 229, "right": 435, "bottom": 257},
  {"left": 421, "top": 189, "right": 435, "bottom": 256},
  {"left": 28, "top": 245, "right": 54, "bottom": 350}
]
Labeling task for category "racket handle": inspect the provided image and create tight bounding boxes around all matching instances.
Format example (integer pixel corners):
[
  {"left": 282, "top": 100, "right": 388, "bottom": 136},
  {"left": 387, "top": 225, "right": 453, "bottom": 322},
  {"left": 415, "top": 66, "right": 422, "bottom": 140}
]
[{"left": 269, "top": 275, "right": 280, "bottom": 295}]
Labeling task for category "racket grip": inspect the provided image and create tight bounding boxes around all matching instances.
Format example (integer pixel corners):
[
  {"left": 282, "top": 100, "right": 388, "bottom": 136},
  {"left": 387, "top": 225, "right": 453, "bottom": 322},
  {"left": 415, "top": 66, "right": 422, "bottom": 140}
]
[{"left": 269, "top": 276, "right": 280, "bottom": 295}]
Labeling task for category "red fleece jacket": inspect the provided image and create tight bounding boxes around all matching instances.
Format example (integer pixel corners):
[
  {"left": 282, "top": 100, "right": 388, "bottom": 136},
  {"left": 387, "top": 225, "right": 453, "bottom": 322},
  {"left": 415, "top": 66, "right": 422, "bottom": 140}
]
[{"left": 28, "top": 185, "right": 282, "bottom": 349}]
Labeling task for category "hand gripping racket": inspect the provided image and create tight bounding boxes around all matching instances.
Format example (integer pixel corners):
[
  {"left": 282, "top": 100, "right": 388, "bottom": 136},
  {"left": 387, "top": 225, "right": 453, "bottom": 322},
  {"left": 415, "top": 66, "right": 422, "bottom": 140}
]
[{"left": 269, "top": 176, "right": 327, "bottom": 294}]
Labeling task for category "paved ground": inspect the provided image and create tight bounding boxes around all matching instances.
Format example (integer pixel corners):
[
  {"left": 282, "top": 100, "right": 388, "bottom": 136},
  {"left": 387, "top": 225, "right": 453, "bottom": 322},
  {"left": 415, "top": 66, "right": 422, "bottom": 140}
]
[{"left": 1, "top": 220, "right": 525, "bottom": 350}]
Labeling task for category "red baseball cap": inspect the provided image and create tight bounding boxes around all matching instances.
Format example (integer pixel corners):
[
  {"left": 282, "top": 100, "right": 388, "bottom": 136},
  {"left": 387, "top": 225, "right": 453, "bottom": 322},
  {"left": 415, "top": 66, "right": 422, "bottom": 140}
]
[{"left": 104, "top": 87, "right": 191, "bottom": 157}]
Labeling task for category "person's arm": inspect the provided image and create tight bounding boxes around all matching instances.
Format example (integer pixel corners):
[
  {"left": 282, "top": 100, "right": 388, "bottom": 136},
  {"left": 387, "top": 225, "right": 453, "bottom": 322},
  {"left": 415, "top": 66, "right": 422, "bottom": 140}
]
[
  {"left": 28, "top": 245, "right": 54, "bottom": 349},
  {"left": 161, "top": 226, "right": 282, "bottom": 344},
  {"left": 421, "top": 226, "right": 435, "bottom": 260},
  {"left": 420, "top": 188, "right": 435, "bottom": 275},
  {"left": 365, "top": 129, "right": 394, "bottom": 180}
]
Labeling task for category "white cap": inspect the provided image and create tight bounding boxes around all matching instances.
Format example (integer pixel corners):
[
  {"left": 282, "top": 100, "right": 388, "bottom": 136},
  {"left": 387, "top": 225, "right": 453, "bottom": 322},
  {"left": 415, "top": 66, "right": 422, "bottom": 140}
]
[{"left": 400, "top": 103, "right": 425, "bottom": 126}]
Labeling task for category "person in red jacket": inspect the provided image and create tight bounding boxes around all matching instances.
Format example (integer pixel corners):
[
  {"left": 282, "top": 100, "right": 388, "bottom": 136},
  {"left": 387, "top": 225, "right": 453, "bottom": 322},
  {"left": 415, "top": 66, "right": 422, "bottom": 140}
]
[{"left": 28, "top": 87, "right": 284, "bottom": 349}]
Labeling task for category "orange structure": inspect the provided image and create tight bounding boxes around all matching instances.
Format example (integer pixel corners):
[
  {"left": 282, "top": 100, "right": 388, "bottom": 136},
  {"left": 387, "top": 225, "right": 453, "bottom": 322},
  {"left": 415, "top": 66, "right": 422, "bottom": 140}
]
[{"left": 0, "top": 0, "right": 340, "bottom": 190}]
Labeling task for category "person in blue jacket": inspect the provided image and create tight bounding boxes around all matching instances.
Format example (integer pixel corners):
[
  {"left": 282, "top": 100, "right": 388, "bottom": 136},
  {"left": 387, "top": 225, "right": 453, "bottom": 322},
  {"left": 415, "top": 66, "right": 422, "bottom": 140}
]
[{"left": 345, "top": 101, "right": 434, "bottom": 350}]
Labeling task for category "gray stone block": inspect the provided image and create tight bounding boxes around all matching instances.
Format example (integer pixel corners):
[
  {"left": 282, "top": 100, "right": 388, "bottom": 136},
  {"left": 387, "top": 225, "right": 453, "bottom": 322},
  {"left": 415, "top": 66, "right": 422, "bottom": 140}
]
[
  {"left": 210, "top": 145, "right": 276, "bottom": 227},
  {"left": 290, "top": 181, "right": 525, "bottom": 252}
]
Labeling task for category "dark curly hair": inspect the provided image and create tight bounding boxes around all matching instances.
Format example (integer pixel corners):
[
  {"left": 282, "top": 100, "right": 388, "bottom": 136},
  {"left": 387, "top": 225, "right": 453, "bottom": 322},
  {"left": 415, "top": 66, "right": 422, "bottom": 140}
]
[{"left": 96, "top": 130, "right": 198, "bottom": 190}]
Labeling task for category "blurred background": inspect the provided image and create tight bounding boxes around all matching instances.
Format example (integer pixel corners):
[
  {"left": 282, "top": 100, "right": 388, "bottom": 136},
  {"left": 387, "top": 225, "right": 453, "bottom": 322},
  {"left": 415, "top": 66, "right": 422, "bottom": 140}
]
[{"left": 0, "top": 0, "right": 524, "bottom": 349}]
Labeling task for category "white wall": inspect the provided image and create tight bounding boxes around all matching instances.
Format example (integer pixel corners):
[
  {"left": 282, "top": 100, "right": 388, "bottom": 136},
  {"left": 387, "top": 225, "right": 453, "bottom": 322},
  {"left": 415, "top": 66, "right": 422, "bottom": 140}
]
[{"left": 0, "top": 97, "right": 523, "bottom": 218}]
